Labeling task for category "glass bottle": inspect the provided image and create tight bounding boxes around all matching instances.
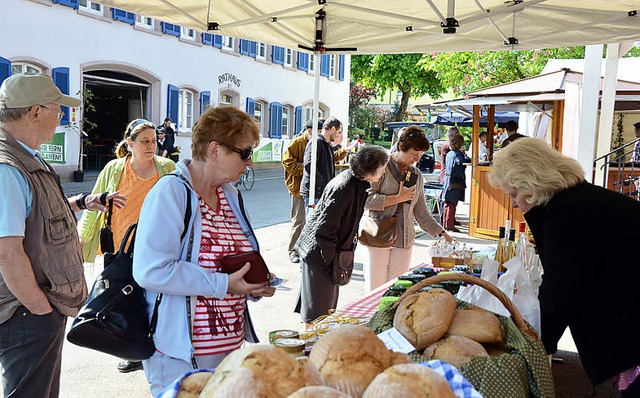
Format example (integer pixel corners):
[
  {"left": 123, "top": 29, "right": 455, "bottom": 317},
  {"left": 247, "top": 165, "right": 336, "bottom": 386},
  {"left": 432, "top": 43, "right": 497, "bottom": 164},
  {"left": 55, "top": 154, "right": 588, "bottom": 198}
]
[
  {"left": 505, "top": 228, "right": 517, "bottom": 263},
  {"left": 494, "top": 226, "right": 506, "bottom": 266},
  {"left": 516, "top": 222, "right": 529, "bottom": 269}
]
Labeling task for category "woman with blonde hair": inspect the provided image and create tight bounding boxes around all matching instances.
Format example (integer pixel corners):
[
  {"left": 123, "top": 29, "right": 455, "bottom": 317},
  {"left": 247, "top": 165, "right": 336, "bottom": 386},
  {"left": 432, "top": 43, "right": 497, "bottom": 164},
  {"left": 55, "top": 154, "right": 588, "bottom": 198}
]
[
  {"left": 489, "top": 138, "right": 640, "bottom": 396},
  {"left": 78, "top": 118, "right": 175, "bottom": 373},
  {"left": 133, "top": 106, "right": 275, "bottom": 395},
  {"left": 362, "top": 126, "right": 451, "bottom": 293}
]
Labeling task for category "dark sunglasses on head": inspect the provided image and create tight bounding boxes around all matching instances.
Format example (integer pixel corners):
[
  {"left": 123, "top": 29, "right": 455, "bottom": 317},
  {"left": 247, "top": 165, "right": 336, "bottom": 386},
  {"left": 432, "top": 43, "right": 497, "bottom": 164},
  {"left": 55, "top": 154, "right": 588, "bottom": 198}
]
[{"left": 222, "top": 143, "right": 253, "bottom": 161}]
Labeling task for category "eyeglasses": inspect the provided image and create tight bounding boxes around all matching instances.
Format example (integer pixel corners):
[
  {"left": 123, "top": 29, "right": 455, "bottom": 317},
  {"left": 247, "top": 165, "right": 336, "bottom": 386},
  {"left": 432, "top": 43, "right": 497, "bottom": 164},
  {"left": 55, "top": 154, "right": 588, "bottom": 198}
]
[
  {"left": 222, "top": 143, "right": 253, "bottom": 161},
  {"left": 39, "top": 105, "right": 64, "bottom": 121}
]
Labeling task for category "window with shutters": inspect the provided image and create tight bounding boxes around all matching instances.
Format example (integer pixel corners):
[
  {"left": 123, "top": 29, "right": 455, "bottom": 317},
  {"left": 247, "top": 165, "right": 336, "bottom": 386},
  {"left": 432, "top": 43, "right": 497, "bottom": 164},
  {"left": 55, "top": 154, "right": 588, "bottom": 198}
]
[
  {"left": 178, "top": 89, "right": 195, "bottom": 132},
  {"left": 330, "top": 55, "right": 336, "bottom": 78},
  {"left": 254, "top": 101, "right": 267, "bottom": 136},
  {"left": 256, "top": 43, "right": 266, "bottom": 60},
  {"left": 223, "top": 36, "right": 234, "bottom": 51},
  {"left": 309, "top": 55, "right": 315, "bottom": 73},
  {"left": 285, "top": 49, "right": 293, "bottom": 67},
  {"left": 79, "top": 0, "right": 102, "bottom": 15},
  {"left": 304, "top": 105, "right": 326, "bottom": 125},
  {"left": 181, "top": 27, "right": 196, "bottom": 41},
  {"left": 11, "top": 62, "right": 43, "bottom": 75},
  {"left": 282, "top": 106, "right": 292, "bottom": 138},
  {"left": 136, "top": 15, "right": 154, "bottom": 29}
]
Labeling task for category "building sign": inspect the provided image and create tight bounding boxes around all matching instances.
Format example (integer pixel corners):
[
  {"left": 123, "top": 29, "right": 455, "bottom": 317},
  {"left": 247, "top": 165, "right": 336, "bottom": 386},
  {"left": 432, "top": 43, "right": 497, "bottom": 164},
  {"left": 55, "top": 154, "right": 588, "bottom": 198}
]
[
  {"left": 272, "top": 140, "right": 283, "bottom": 162},
  {"left": 218, "top": 73, "right": 241, "bottom": 87},
  {"left": 253, "top": 141, "right": 273, "bottom": 162},
  {"left": 39, "top": 132, "right": 65, "bottom": 164}
]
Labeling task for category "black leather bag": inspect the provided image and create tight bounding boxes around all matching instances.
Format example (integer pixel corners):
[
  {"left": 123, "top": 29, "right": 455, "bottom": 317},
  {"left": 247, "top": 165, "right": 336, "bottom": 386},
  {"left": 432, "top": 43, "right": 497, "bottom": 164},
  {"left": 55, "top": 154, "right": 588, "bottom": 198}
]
[
  {"left": 99, "top": 199, "right": 115, "bottom": 254},
  {"left": 331, "top": 250, "right": 355, "bottom": 286},
  {"left": 358, "top": 216, "right": 398, "bottom": 248},
  {"left": 67, "top": 224, "right": 155, "bottom": 361}
]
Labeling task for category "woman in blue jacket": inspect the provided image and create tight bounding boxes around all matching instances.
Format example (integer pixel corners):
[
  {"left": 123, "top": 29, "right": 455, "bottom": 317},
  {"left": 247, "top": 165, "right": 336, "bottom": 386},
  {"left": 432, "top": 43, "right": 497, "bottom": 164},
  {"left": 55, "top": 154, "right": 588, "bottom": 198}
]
[
  {"left": 133, "top": 106, "right": 275, "bottom": 396},
  {"left": 441, "top": 134, "right": 466, "bottom": 232}
]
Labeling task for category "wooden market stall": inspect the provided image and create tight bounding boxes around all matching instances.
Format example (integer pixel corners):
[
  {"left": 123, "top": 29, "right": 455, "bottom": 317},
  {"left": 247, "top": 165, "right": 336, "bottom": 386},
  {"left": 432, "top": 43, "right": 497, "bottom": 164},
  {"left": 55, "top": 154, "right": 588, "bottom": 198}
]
[{"left": 444, "top": 69, "right": 640, "bottom": 239}]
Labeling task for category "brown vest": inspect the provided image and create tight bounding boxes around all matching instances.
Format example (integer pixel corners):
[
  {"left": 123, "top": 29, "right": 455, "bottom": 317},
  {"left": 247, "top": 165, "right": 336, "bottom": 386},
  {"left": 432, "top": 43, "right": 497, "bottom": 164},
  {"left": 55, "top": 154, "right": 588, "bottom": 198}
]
[{"left": 0, "top": 128, "right": 87, "bottom": 322}]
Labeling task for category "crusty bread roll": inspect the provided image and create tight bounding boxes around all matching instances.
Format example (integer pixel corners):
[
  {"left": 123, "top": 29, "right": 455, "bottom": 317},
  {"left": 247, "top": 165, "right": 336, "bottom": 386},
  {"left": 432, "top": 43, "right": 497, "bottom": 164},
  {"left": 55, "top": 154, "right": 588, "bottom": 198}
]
[
  {"left": 393, "top": 288, "right": 457, "bottom": 350},
  {"left": 446, "top": 307, "right": 503, "bottom": 343},
  {"left": 389, "top": 351, "right": 412, "bottom": 366},
  {"left": 175, "top": 371, "right": 213, "bottom": 397},
  {"left": 423, "top": 335, "right": 489, "bottom": 368},
  {"left": 200, "top": 345, "right": 322, "bottom": 397},
  {"left": 288, "top": 386, "right": 352, "bottom": 397},
  {"left": 362, "top": 363, "right": 456, "bottom": 398},
  {"left": 309, "top": 325, "right": 394, "bottom": 397}
]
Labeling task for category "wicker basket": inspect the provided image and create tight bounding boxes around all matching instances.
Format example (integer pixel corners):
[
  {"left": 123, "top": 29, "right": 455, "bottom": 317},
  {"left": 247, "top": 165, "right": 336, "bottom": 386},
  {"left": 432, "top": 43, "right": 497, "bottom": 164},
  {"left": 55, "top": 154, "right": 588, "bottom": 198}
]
[
  {"left": 393, "top": 272, "right": 539, "bottom": 341},
  {"left": 369, "top": 273, "right": 554, "bottom": 397}
]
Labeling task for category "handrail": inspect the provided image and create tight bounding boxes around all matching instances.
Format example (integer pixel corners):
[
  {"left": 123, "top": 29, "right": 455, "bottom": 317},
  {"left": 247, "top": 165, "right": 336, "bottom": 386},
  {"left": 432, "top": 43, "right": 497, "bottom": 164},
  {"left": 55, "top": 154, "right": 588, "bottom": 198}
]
[{"left": 594, "top": 137, "right": 640, "bottom": 163}]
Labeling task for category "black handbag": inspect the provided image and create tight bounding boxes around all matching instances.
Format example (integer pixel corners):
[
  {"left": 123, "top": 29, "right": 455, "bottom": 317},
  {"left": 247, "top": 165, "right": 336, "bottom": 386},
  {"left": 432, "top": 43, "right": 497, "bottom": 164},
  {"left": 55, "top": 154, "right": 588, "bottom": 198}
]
[
  {"left": 67, "top": 224, "right": 155, "bottom": 361},
  {"left": 331, "top": 250, "right": 355, "bottom": 286},
  {"left": 99, "top": 199, "right": 115, "bottom": 254}
]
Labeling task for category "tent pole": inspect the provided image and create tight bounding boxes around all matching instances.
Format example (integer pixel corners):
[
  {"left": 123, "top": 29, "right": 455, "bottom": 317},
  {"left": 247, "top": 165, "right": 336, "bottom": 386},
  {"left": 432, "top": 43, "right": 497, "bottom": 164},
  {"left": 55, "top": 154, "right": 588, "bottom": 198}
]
[{"left": 308, "top": 51, "right": 321, "bottom": 205}]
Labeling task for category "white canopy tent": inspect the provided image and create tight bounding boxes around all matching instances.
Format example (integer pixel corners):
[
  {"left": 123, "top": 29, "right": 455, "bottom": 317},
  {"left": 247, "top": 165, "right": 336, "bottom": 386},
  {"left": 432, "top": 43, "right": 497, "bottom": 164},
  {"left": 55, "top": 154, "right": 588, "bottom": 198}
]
[{"left": 97, "top": 0, "right": 640, "bottom": 196}]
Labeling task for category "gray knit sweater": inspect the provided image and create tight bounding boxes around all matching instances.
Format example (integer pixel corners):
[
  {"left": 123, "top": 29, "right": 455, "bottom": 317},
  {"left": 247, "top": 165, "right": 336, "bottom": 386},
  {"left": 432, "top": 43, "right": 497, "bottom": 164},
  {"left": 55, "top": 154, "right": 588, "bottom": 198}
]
[{"left": 364, "top": 160, "right": 443, "bottom": 248}]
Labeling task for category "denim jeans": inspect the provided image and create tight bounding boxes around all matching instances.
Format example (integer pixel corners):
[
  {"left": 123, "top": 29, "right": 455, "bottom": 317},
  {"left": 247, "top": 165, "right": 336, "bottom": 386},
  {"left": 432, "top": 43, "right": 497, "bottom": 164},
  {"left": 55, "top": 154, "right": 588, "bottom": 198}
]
[
  {"left": 0, "top": 306, "right": 66, "bottom": 398},
  {"left": 302, "top": 196, "right": 320, "bottom": 219}
]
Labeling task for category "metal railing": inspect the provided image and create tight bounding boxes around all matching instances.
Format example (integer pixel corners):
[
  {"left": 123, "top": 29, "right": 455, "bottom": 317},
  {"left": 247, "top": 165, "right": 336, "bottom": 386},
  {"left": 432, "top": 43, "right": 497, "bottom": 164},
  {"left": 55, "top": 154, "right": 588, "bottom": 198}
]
[{"left": 594, "top": 137, "right": 640, "bottom": 199}]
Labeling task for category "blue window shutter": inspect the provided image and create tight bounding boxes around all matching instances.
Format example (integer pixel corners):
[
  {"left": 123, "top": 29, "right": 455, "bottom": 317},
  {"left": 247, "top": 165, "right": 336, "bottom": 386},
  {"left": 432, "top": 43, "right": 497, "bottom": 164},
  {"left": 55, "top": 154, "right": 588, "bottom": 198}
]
[
  {"left": 272, "top": 46, "right": 285, "bottom": 65},
  {"left": 167, "top": 84, "right": 179, "bottom": 123},
  {"left": 161, "top": 22, "right": 181, "bottom": 37},
  {"left": 52, "top": 67, "right": 71, "bottom": 126},
  {"left": 53, "top": 0, "right": 79, "bottom": 9},
  {"left": 320, "top": 55, "right": 330, "bottom": 77},
  {"left": 200, "top": 91, "right": 211, "bottom": 114},
  {"left": 202, "top": 33, "right": 214, "bottom": 45},
  {"left": 338, "top": 55, "right": 345, "bottom": 81},
  {"left": 240, "top": 39, "right": 250, "bottom": 56},
  {"left": 111, "top": 8, "right": 135, "bottom": 25},
  {"left": 297, "top": 53, "right": 309, "bottom": 72},
  {"left": 213, "top": 35, "right": 223, "bottom": 48},
  {"left": 245, "top": 98, "right": 255, "bottom": 116},
  {"left": 0, "top": 57, "right": 11, "bottom": 86},
  {"left": 249, "top": 41, "right": 257, "bottom": 58},
  {"left": 269, "top": 102, "right": 283, "bottom": 138},
  {"left": 295, "top": 106, "right": 303, "bottom": 134}
]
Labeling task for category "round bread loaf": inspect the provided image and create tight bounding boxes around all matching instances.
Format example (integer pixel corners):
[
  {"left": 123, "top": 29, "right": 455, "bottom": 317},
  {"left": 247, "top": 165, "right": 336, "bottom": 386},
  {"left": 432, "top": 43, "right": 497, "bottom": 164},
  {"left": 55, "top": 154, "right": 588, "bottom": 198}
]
[
  {"left": 309, "top": 325, "right": 393, "bottom": 397},
  {"left": 423, "top": 335, "right": 489, "bottom": 368},
  {"left": 446, "top": 307, "right": 503, "bottom": 343},
  {"left": 200, "top": 345, "right": 322, "bottom": 397},
  {"left": 362, "top": 363, "right": 456, "bottom": 398},
  {"left": 288, "top": 386, "right": 352, "bottom": 397},
  {"left": 393, "top": 288, "right": 457, "bottom": 350},
  {"left": 176, "top": 371, "right": 213, "bottom": 397}
]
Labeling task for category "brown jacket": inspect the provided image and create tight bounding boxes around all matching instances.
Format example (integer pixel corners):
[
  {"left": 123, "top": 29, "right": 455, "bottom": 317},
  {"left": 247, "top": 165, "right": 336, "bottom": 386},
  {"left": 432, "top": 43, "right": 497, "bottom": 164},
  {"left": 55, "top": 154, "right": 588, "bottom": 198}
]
[
  {"left": 0, "top": 128, "right": 87, "bottom": 322},
  {"left": 282, "top": 134, "right": 309, "bottom": 197}
]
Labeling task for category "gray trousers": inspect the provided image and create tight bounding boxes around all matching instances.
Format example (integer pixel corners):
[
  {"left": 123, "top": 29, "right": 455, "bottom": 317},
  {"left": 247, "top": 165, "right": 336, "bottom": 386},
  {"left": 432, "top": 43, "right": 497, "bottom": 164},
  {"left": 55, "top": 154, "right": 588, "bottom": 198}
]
[
  {"left": 0, "top": 306, "right": 66, "bottom": 398},
  {"left": 288, "top": 194, "right": 306, "bottom": 254}
]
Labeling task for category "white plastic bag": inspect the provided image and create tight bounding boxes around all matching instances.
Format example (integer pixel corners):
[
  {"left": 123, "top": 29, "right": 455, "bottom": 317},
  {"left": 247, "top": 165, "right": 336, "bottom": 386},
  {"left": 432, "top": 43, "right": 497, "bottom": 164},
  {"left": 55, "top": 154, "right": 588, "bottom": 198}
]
[{"left": 456, "top": 258, "right": 509, "bottom": 317}]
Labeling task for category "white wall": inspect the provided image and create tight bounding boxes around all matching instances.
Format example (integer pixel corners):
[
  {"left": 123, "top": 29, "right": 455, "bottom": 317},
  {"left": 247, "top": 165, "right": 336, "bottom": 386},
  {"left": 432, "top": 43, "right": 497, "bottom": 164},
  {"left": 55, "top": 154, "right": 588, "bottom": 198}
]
[{"left": 1, "top": 0, "right": 350, "bottom": 178}]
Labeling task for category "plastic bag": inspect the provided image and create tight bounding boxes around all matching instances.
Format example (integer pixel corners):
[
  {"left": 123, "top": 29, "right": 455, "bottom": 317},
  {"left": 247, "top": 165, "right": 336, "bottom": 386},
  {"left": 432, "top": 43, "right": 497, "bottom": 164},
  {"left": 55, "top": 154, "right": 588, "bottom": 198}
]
[{"left": 456, "top": 257, "right": 541, "bottom": 335}]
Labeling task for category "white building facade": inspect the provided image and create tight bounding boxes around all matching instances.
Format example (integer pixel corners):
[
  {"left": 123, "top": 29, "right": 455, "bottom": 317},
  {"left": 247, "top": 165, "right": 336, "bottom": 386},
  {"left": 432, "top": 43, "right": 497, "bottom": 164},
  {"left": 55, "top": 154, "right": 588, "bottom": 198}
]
[{"left": 1, "top": 0, "right": 350, "bottom": 180}]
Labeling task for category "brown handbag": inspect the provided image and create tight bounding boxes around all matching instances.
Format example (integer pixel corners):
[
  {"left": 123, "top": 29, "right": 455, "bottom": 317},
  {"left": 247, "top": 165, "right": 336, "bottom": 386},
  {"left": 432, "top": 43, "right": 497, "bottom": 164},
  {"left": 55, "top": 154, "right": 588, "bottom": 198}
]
[
  {"left": 220, "top": 251, "right": 271, "bottom": 285},
  {"left": 358, "top": 216, "right": 398, "bottom": 248}
]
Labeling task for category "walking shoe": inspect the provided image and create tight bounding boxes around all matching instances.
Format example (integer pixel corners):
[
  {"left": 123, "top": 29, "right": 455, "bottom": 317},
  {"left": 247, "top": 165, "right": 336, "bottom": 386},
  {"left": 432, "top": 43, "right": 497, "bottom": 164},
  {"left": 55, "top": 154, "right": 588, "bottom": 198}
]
[
  {"left": 446, "top": 227, "right": 461, "bottom": 233},
  {"left": 289, "top": 252, "right": 300, "bottom": 263},
  {"left": 117, "top": 360, "right": 143, "bottom": 373},
  {"left": 454, "top": 220, "right": 461, "bottom": 226}
]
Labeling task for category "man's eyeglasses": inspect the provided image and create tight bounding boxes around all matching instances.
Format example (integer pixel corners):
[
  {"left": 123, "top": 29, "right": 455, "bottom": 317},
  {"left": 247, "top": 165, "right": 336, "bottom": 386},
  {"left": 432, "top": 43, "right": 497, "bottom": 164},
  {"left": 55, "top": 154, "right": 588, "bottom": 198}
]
[
  {"left": 222, "top": 143, "right": 253, "bottom": 161},
  {"left": 39, "top": 105, "right": 64, "bottom": 122}
]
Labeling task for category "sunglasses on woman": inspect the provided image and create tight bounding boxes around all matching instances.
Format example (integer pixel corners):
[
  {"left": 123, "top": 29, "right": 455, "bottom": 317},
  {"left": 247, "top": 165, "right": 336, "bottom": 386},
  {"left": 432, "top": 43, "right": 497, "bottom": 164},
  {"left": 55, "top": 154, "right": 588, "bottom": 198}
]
[{"left": 222, "top": 143, "right": 253, "bottom": 161}]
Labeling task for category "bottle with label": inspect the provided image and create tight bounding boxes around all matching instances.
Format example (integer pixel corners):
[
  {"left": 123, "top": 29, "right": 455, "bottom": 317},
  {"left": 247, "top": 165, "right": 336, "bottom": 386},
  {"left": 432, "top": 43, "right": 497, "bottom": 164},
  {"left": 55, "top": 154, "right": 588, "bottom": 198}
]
[
  {"left": 494, "top": 226, "right": 506, "bottom": 267},
  {"left": 504, "top": 228, "right": 517, "bottom": 264},
  {"left": 516, "top": 222, "right": 529, "bottom": 269}
]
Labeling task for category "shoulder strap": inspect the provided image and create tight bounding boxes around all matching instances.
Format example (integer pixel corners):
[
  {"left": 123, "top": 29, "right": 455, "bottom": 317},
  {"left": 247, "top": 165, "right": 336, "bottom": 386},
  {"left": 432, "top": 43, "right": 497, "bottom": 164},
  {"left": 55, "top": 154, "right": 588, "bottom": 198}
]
[{"left": 149, "top": 174, "right": 192, "bottom": 338}]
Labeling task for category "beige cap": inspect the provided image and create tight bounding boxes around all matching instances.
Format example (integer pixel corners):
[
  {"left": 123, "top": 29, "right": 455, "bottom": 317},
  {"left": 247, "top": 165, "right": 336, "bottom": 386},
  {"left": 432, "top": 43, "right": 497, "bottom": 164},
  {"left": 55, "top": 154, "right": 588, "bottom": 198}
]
[{"left": 0, "top": 73, "right": 81, "bottom": 109}]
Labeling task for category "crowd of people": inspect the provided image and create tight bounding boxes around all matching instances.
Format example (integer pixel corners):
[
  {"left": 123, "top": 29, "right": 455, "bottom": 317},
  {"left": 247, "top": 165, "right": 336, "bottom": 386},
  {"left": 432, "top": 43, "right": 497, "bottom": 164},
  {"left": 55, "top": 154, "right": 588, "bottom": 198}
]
[{"left": 0, "top": 72, "right": 638, "bottom": 397}]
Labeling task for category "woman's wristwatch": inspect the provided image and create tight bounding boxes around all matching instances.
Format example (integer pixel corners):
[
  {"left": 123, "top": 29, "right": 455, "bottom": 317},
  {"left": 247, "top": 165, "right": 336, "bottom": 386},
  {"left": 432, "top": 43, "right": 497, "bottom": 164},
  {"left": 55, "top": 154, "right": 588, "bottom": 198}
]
[{"left": 437, "top": 229, "right": 446, "bottom": 238}]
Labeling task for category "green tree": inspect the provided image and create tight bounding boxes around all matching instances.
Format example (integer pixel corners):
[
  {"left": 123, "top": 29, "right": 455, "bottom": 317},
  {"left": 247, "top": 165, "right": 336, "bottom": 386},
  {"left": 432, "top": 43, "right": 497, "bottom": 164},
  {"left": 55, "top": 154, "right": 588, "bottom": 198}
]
[
  {"left": 351, "top": 54, "right": 444, "bottom": 122},
  {"left": 421, "top": 47, "right": 587, "bottom": 94}
]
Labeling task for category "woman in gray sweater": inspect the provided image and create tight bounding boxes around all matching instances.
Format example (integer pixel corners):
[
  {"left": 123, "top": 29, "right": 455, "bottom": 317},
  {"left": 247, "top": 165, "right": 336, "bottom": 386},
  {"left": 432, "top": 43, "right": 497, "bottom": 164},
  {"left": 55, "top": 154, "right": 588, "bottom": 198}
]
[{"left": 363, "top": 126, "right": 451, "bottom": 292}]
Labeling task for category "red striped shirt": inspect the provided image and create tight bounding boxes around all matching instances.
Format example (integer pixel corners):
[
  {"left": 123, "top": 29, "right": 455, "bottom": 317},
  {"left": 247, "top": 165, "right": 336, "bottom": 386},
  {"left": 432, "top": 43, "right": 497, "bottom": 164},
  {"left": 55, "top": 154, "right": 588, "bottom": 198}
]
[{"left": 193, "top": 187, "right": 252, "bottom": 356}]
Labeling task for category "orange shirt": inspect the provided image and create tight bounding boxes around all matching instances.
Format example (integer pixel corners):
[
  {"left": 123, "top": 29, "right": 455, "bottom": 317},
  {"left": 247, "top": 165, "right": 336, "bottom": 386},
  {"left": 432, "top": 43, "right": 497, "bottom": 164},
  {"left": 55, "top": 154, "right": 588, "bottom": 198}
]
[{"left": 111, "top": 158, "right": 159, "bottom": 248}]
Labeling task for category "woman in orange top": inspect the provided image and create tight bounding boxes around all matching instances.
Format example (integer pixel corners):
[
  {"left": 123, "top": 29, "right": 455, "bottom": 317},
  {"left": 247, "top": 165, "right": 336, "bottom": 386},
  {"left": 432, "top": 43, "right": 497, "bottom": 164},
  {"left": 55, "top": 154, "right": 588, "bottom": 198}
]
[{"left": 78, "top": 118, "right": 175, "bottom": 372}]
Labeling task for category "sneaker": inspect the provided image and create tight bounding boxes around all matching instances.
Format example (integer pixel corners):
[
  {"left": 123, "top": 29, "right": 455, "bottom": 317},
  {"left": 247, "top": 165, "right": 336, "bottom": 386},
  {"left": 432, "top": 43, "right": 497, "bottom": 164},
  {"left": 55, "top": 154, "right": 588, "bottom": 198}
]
[
  {"left": 289, "top": 253, "right": 300, "bottom": 263},
  {"left": 117, "top": 360, "right": 143, "bottom": 373}
]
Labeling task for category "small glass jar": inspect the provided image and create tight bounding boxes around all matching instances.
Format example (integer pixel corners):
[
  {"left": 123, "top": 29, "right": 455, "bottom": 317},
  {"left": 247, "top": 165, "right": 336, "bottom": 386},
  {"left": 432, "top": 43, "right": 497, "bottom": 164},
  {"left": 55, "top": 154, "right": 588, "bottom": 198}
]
[
  {"left": 268, "top": 329, "right": 299, "bottom": 344},
  {"left": 274, "top": 338, "right": 306, "bottom": 358}
]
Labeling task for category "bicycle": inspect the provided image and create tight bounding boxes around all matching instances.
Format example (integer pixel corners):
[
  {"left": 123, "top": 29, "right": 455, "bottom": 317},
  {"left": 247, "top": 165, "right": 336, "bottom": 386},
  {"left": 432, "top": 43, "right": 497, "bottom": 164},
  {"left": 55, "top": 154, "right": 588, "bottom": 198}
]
[{"left": 233, "top": 166, "right": 255, "bottom": 190}]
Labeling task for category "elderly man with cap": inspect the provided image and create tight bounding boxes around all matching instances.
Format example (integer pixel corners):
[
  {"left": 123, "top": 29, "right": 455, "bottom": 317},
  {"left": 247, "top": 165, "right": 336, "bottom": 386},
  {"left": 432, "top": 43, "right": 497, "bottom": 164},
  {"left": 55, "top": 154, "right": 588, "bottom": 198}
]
[
  {"left": 282, "top": 118, "right": 324, "bottom": 263},
  {"left": 0, "top": 73, "right": 125, "bottom": 397}
]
